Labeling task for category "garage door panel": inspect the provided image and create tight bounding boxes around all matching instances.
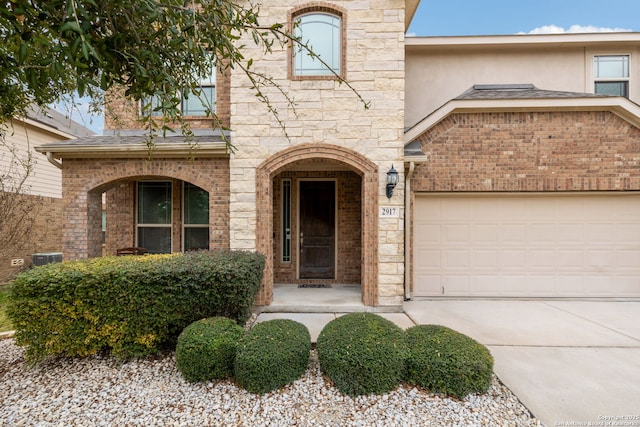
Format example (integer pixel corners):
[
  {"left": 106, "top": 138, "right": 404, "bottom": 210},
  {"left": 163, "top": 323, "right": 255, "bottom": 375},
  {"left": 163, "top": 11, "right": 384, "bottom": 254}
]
[
  {"left": 416, "top": 224, "right": 441, "bottom": 244},
  {"left": 616, "top": 250, "right": 640, "bottom": 267},
  {"left": 502, "top": 224, "right": 527, "bottom": 242},
  {"left": 556, "top": 250, "right": 585, "bottom": 269},
  {"left": 471, "top": 224, "right": 499, "bottom": 243},
  {"left": 528, "top": 224, "right": 556, "bottom": 243},
  {"left": 556, "top": 224, "right": 584, "bottom": 242},
  {"left": 527, "top": 249, "right": 556, "bottom": 269},
  {"left": 414, "top": 194, "right": 640, "bottom": 298},
  {"left": 617, "top": 224, "right": 640, "bottom": 242},
  {"left": 444, "top": 249, "right": 469, "bottom": 268},
  {"left": 471, "top": 250, "right": 499, "bottom": 268},
  {"left": 444, "top": 225, "right": 469, "bottom": 242},
  {"left": 501, "top": 250, "right": 527, "bottom": 268},
  {"left": 445, "top": 275, "right": 470, "bottom": 294}
]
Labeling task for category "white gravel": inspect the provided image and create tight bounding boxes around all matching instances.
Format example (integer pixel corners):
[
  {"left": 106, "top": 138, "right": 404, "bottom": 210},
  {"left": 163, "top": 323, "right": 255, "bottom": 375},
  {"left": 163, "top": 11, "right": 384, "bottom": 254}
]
[{"left": 0, "top": 338, "right": 541, "bottom": 426}]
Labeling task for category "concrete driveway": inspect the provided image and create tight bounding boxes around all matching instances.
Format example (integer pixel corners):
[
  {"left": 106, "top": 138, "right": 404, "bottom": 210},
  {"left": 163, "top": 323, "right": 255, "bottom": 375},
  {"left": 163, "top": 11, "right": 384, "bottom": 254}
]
[{"left": 403, "top": 300, "right": 640, "bottom": 427}]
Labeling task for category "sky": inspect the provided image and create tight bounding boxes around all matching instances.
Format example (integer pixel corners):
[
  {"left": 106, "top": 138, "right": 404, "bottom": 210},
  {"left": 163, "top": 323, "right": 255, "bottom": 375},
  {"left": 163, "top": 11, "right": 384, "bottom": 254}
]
[
  {"left": 60, "top": 0, "right": 640, "bottom": 135},
  {"left": 408, "top": 0, "right": 640, "bottom": 36}
]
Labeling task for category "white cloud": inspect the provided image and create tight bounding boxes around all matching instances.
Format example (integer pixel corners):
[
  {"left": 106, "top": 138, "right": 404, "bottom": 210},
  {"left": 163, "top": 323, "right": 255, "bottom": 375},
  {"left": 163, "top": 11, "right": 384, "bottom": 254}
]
[{"left": 520, "top": 24, "right": 632, "bottom": 35}]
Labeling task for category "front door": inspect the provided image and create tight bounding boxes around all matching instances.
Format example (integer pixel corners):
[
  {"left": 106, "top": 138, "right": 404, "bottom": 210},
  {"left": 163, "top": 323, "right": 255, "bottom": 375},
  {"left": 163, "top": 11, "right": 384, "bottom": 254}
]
[{"left": 299, "top": 181, "right": 336, "bottom": 279}]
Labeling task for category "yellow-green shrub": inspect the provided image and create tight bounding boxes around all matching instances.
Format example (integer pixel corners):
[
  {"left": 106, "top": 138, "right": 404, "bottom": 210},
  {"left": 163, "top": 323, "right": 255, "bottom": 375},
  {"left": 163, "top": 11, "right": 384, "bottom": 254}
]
[{"left": 8, "top": 250, "right": 264, "bottom": 363}]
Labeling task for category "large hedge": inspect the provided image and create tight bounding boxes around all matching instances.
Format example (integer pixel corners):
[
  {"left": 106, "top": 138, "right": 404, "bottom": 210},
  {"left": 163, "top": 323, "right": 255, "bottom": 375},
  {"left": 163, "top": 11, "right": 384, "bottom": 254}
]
[
  {"left": 8, "top": 250, "right": 265, "bottom": 362},
  {"left": 234, "top": 319, "right": 311, "bottom": 394},
  {"left": 405, "top": 325, "right": 494, "bottom": 399},
  {"left": 317, "top": 313, "right": 408, "bottom": 396}
]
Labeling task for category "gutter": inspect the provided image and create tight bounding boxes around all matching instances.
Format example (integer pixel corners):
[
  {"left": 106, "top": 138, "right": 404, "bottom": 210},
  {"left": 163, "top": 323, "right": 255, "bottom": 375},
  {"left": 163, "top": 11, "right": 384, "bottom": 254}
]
[
  {"left": 46, "top": 151, "right": 62, "bottom": 169},
  {"left": 404, "top": 161, "right": 415, "bottom": 301}
]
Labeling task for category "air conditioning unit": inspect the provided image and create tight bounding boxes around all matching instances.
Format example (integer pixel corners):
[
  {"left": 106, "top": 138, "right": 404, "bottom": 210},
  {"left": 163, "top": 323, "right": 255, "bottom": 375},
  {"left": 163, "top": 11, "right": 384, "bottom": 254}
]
[{"left": 32, "top": 252, "right": 63, "bottom": 266}]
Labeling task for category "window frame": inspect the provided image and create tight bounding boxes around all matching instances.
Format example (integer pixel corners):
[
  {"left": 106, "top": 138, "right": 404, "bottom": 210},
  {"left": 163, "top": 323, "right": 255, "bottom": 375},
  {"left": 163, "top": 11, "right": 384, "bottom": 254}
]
[
  {"left": 288, "top": 4, "right": 346, "bottom": 81},
  {"left": 593, "top": 54, "right": 630, "bottom": 98},
  {"left": 140, "top": 69, "right": 217, "bottom": 117},
  {"left": 182, "top": 182, "right": 210, "bottom": 252},
  {"left": 136, "top": 181, "right": 173, "bottom": 254}
]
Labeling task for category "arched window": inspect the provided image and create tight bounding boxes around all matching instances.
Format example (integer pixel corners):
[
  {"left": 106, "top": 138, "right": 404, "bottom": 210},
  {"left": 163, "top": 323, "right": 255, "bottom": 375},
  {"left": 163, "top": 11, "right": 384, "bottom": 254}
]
[{"left": 290, "top": 6, "right": 345, "bottom": 78}]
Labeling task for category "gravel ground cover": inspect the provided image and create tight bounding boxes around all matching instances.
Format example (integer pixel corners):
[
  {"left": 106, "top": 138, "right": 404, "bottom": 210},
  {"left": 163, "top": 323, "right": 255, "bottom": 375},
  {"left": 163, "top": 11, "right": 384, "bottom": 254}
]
[{"left": 0, "top": 338, "right": 541, "bottom": 427}]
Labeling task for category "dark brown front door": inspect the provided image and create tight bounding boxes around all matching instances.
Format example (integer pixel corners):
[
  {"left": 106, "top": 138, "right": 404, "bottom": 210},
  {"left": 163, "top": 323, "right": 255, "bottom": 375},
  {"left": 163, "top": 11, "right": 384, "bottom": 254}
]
[{"left": 299, "top": 180, "right": 335, "bottom": 279}]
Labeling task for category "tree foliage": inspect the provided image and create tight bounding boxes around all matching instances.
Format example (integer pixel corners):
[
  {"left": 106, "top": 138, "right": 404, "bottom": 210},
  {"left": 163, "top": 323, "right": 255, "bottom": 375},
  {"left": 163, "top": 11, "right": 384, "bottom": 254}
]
[
  {"left": 0, "top": 0, "right": 366, "bottom": 139},
  {"left": 1, "top": 0, "right": 282, "bottom": 132}
]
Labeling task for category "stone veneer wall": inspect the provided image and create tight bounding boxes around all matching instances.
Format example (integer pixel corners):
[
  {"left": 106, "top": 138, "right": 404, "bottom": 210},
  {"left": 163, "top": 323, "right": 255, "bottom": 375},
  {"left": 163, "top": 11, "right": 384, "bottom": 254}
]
[
  {"left": 61, "top": 157, "right": 230, "bottom": 260},
  {"left": 230, "top": 0, "right": 406, "bottom": 306}
]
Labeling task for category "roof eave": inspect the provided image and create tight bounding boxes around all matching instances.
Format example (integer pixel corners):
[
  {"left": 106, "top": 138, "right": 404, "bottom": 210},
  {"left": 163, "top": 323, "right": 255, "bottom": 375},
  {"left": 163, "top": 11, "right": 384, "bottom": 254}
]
[{"left": 34, "top": 142, "right": 229, "bottom": 159}]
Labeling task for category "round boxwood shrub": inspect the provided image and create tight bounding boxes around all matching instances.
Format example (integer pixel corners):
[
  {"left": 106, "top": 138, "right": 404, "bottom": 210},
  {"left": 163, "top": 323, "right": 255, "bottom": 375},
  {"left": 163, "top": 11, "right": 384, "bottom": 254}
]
[
  {"left": 405, "top": 324, "right": 494, "bottom": 399},
  {"left": 317, "top": 313, "right": 408, "bottom": 396},
  {"left": 234, "top": 319, "right": 311, "bottom": 394},
  {"left": 175, "top": 317, "right": 244, "bottom": 382}
]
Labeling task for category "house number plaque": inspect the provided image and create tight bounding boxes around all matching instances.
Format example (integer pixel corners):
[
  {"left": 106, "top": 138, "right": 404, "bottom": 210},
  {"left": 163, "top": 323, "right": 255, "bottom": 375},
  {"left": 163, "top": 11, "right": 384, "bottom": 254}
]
[{"left": 380, "top": 206, "right": 399, "bottom": 218}]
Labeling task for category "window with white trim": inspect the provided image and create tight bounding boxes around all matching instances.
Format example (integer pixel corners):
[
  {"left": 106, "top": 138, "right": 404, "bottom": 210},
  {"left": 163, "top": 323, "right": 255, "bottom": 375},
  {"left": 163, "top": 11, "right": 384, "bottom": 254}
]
[
  {"left": 594, "top": 55, "right": 629, "bottom": 97},
  {"left": 293, "top": 12, "right": 342, "bottom": 76}
]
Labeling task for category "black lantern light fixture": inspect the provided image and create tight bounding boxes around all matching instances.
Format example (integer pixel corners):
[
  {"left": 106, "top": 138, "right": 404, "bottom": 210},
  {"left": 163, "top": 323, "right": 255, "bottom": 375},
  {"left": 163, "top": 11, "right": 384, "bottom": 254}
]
[{"left": 386, "top": 164, "right": 399, "bottom": 198}]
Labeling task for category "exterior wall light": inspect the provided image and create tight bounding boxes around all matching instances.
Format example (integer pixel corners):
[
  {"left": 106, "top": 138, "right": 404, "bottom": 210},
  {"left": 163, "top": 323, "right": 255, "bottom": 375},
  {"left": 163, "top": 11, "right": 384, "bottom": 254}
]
[{"left": 386, "top": 164, "right": 399, "bottom": 198}]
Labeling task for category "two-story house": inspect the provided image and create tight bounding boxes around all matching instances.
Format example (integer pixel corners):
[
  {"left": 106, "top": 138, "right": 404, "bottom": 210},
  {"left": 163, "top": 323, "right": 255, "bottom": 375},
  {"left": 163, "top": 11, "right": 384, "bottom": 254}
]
[
  {"left": 35, "top": 2, "right": 640, "bottom": 308},
  {"left": 1, "top": 106, "right": 93, "bottom": 282}
]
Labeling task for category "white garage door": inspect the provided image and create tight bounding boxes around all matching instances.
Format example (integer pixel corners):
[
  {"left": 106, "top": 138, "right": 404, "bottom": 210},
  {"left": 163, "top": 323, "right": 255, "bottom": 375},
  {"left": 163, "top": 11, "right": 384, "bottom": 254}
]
[{"left": 413, "top": 194, "right": 640, "bottom": 298}]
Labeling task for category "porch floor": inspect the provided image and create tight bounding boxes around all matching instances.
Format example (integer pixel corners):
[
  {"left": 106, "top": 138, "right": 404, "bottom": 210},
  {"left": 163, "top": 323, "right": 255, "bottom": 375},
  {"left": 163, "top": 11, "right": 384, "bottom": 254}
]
[{"left": 258, "top": 284, "right": 402, "bottom": 313}]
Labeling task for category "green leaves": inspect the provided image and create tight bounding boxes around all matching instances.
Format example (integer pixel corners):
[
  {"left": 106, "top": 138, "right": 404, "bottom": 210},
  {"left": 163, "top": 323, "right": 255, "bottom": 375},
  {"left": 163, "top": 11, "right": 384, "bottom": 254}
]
[{"left": 8, "top": 250, "right": 265, "bottom": 364}]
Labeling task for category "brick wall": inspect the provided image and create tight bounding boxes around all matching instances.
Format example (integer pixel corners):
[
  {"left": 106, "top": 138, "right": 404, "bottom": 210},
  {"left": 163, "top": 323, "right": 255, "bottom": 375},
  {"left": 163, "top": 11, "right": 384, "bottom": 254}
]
[
  {"left": 412, "top": 111, "right": 640, "bottom": 192},
  {"left": 61, "top": 157, "right": 230, "bottom": 260},
  {"left": 103, "top": 67, "right": 231, "bottom": 131},
  {"left": 0, "top": 193, "right": 62, "bottom": 283}
]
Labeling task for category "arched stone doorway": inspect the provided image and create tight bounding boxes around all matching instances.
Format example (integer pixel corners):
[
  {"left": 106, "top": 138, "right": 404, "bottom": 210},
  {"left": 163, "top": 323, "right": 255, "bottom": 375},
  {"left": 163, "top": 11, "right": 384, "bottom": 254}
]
[{"left": 255, "top": 143, "right": 378, "bottom": 306}]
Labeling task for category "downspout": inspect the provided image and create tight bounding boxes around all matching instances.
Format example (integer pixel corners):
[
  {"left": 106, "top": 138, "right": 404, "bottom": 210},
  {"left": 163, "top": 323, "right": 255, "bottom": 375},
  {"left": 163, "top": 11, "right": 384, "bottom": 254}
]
[
  {"left": 404, "top": 161, "right": 415, "bottom": 300},
  {"left": 46, "top": 152, "right": 62, "bottom": 169}
]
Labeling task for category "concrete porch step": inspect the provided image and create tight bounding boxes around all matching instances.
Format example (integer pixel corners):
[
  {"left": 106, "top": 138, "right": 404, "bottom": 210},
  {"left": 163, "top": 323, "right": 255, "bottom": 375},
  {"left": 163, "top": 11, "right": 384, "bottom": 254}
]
[{"left": 258, "top": 284, "right": 402, "bottom": 314}]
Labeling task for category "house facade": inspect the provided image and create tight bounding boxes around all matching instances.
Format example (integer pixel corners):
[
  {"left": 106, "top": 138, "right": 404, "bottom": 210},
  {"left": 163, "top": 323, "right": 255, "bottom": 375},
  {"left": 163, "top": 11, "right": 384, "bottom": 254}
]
[
  {"left": 0, "top": 107, "right": 93, "bottom": 282},
  {"left": 35, "top": 3, "right": 640, "bottom": 305},
  {"left": 405, "top": 33, "right": 640, "bottom": 299}
]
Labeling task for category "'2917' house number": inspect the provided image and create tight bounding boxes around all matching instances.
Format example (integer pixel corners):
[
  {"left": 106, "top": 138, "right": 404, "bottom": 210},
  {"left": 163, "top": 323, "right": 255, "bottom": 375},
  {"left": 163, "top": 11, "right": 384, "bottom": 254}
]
[{"left": 380, "top": 206, "right": 399, "bottom": 218}]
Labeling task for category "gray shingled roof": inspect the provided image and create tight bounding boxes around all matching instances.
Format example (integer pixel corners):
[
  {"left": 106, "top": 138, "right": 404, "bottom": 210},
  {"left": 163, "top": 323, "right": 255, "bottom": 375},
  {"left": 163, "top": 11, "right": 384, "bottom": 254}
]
[
  {"left": 38, "top": 133, "right": 225, "bottom": 148},
  {"left": 456, "top": 84, "right": 610, "bottom": 100},
  {"left": 27, "top": 105, "right": 95, "bottom": 138}
]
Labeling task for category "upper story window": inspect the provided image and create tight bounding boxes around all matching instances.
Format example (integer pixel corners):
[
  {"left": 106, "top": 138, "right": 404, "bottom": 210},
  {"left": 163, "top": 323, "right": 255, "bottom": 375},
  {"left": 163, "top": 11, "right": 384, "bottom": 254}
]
[
  {"left": 593, "top": 55, "right": 629, "bottom": 97},
  {"left": 140, "top": 71, "right": 216, "bottom": 117},
  {"left": 290, "top": 6, "right": 345, "bottom": 79}
]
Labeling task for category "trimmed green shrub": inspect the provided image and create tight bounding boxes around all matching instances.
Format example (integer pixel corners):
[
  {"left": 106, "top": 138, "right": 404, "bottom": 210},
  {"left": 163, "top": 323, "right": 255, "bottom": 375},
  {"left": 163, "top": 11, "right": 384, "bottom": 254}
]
[
  {"left": 176, "top": 317, "right": 244, "bottom": 382},
  {"left": 234, "top": 319, "right": 311, "bottom": 394},
  {"left": 316, "top": 313, "right": 408, "bottom": 396},
  {"left": 405, "top": 324, "right": 494, "bottom": 399},
  {"left": 8, "top": 250, "right": 265, "bottom": 362}
]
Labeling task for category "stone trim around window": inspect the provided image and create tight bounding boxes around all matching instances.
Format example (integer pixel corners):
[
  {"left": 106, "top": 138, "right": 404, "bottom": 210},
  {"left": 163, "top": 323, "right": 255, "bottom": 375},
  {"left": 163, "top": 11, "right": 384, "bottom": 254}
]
[{"left": 287, "top": 2, "right": 347, "bottom": 81}]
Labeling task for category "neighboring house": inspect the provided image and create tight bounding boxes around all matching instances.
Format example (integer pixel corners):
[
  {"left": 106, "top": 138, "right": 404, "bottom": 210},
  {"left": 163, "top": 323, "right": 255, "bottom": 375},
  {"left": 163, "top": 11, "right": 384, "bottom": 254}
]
[
  {"left": 0, "top": 106, "right": 93, "bottom": 283},
  {"left": 34, "top": 1, "right": 640, "bottom": 307}
]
